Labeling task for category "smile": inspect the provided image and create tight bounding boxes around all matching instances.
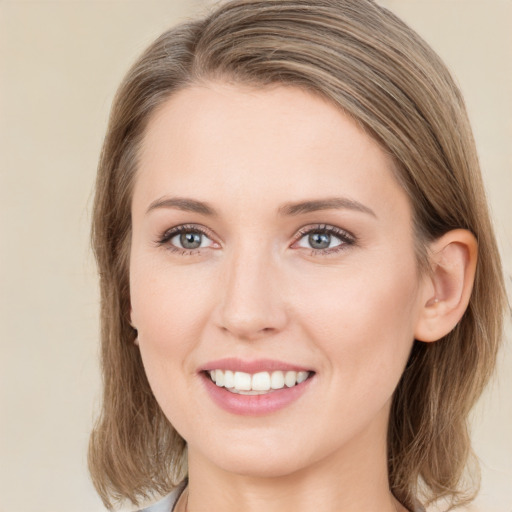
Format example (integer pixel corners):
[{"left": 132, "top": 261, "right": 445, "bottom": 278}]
[
  {"left": 208, "top": 369, "right": 311, "bottom": 395},
  {"left": 200, "top": 359, "right": 315, "bottom": 415}
]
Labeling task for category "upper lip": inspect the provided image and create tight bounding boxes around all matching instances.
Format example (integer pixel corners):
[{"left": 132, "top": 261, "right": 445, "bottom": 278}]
[{"left": 199, "top": 358, "right": 313, "bottom": 374}]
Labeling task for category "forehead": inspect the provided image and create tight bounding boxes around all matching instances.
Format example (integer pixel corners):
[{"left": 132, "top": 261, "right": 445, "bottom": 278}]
[
  {"left": 134, "top": 82, "right": 409, "bottom": 223},
  {"left": 140, "top": 82, "right": 385, "bottom": 168}
]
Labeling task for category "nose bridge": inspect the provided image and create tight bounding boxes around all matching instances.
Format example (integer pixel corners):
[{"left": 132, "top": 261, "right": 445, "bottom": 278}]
[{"left": 216, "top": 239, "right": 287, "bottom": 339}]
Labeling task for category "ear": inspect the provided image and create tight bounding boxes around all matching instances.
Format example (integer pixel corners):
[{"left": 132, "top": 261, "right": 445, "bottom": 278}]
[
  {"left": 129, "top": 307, "right": 139, "bottom": 346},
  {"left": 414, "top": 229, "right": 478, "bottom": 342}
]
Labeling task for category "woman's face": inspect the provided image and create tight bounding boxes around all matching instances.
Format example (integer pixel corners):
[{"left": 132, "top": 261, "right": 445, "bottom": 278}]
[{"left": 130, "top": 83, "right": 429, "bottom": 478}]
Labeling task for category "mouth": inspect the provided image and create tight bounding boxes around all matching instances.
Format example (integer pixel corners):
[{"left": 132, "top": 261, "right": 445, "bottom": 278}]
[
  {"left": 205, "top": 369, "right": 313, "bottom": 395},
  {"left": 199, "top": 359, "right": 316, "bottom": 415}
]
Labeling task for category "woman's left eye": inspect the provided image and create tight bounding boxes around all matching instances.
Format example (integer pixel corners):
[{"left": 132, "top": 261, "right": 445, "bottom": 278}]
[{"left": 294, "top": 225, "right": 355, "bottom": 254}]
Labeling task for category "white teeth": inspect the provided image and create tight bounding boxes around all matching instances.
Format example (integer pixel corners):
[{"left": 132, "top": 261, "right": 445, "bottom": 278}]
[
  {"left": 285, "top": 371, "right": 297, "bottom": 387},
  {"left": 215, "top": 370, "right": 225, "bottom": 387},
  {"left": 224, "top": 370, "right": 235, "bottom": 388},
  {"left": 252, "top": 371, "right": 271, "bottom": 391},
  {"left": 297, "top": 371, "right": 308, "bottom": 384},
  {"left": 209, "top": 369, "right": 311, "bottom": 393},
  {"left": 270, "top": 371, "right": 285, "bottom": 389},
  {"left": 234, "top": 371, "right": 252, "bottom": 391}
]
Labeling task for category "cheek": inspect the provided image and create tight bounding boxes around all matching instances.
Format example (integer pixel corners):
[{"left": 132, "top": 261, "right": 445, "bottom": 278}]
[
  {"left": 294, "top": 256, "right": 421, "bottom": 385},
  {"left": 130, "top": 260, "right": 215, "bottom": 408},
  {"left": 131, "top": 258, "right": 213, "bottom": 347},
  {"left": 131, "top": 262, "right": 216, "bottom": 433}
]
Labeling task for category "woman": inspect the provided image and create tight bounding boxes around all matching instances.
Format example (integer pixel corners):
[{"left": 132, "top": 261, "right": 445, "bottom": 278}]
[{"left": 88, "top": 1, "right": 507, "bottom": 511}]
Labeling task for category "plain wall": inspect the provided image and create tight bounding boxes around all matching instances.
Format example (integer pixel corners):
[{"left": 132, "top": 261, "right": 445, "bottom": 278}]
[{"left": 0, "top": 1, "right": 510, "bottom": 511}]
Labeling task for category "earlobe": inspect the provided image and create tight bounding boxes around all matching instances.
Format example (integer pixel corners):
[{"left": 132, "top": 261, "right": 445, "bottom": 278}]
[{"left": 414, "top": 229, "right": 478, "bottom": 343}]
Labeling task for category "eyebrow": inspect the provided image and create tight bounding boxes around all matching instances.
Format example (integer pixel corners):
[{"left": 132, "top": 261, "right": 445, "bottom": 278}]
[
  {"left": 146, "top": 197, "right": 218, "bottom": 216},
  {"left": 146, "top": 196, "right": 376, "bottom": 218},
  {"left": 278, "top": 197, "right": 376, "bottom": 218}
]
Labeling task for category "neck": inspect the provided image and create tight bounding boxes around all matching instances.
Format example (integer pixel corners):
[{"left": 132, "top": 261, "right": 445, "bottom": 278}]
[{"left": 185, "top": 409, "right": 402, "bottom": 512}]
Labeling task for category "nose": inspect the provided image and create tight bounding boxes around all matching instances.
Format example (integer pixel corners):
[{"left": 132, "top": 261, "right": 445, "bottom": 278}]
[{"left": 215, "top": 246, "right": 289, "bottom": 341}]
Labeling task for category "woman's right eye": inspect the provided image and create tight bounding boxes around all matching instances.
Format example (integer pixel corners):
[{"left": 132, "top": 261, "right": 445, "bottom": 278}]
[
  {"left": 170, "top": 231, "right": 213, "bottom": 250},
  {"left": 158, "top": 225, "right": 217, "bottom": 254}
]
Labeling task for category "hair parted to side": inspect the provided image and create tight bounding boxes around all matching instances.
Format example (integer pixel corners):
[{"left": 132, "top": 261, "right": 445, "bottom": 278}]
[{"left": 89, "top": 0, "right": 507, "bottom": 510}]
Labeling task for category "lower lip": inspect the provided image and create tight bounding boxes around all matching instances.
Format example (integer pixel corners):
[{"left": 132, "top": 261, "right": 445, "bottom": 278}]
[{"left": 201, "top": 373, "right": 314, "bottom": 416}]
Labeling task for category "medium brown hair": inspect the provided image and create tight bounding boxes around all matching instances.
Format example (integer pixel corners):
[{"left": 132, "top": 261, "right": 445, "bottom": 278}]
[{"left": 89, "top": 1, "right": 507, "bottom": 509}]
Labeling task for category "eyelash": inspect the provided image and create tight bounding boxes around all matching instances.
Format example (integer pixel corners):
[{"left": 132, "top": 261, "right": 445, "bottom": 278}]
[
  {"left": 156, "top": 223, "right": 356, "bottom": 257},
  {"left": 156, "top": 224, "right": 216, "bottom": 256},
  {"left": 294, "top": 224, "right": 356, "bottom": 256}
]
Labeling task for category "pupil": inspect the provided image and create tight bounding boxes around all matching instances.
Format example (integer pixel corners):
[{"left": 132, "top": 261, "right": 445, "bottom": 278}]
[
  {"left": 180, "top": 232, "right": 202, "bottom": 249},
  {"left": 309, "top": 232, "right": 330, "bottom": 249}
]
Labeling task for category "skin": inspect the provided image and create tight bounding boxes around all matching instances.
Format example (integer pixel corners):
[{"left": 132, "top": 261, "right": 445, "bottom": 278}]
[{"left": 129, "top": 82, "right": 469, "bottom": 512}]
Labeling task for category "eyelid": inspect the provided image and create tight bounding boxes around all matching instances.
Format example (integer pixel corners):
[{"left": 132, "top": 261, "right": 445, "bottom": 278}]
[
  {"left": 292, "top": 224, "right": 356, "bottom": 254},
  {"left": 156, "top": 222, "right": 356, "bottom": 256},
  {"left": 157, "top": 223, "right": 220, "bottom": 249},
  {"left": 293, "top": 223, "right": 355, "bottom": 242}
]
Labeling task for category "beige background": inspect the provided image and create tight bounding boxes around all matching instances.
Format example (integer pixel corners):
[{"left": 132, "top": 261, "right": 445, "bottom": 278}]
[{"left": 0, "top": 1, "right": 510, "bottom": 511}]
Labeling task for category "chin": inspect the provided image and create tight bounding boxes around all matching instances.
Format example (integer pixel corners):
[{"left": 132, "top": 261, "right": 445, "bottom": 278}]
[
  {"left": 217, "top": 452, "right": 306, "bottom": 479},
  {"left": 196, "top": 431, "right": 319, "bottom": 479}
]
